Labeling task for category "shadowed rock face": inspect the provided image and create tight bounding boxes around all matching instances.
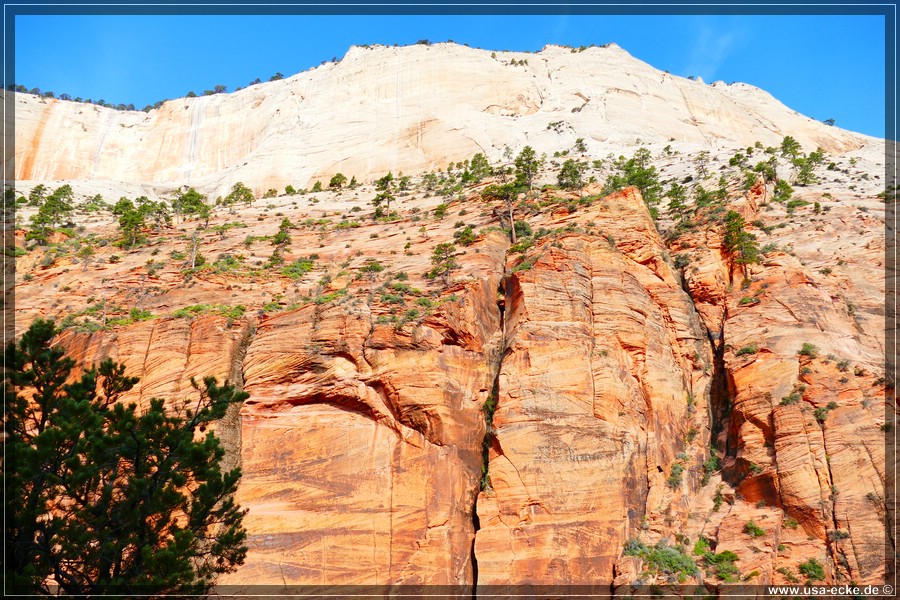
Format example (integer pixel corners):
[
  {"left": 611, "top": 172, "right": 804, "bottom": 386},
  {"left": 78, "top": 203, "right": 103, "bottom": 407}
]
[{"left": 12, "top": 42, "right": 889, "bottom": 591}]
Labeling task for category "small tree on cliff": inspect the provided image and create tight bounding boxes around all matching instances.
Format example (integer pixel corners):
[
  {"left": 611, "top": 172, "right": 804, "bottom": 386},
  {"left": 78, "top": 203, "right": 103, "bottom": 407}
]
[
  {"left": 426, "top": 242, "right": 459, "bottom": 286},
  {"left": 329, "top": 173, "right": 348, "bottom": 189},
  {"left": 514, "top": 145, "right": 544, "bottom": 191},
  {"left": 723, "top": 210, "right": 759, "bottom": 282},
  {"left": 372, "top": 172, "right": 396, "bottom": 218},
  {"left": 557, "top": 159, "right": 587, "bottom": 195},
  {"left": 482, "top": 182, "right": 523, "bottom": 244},
  {"left": 224, "top": 181, "right": 255, "bottom": 206},
  {"left": 5, "top": 319, "right": 249, "bottom": 596},
  {"left": 602, "top": 147, "right": 663, "bottom": 206},
  {"left": 173, "top": 188, "right": 211, "bottom": 226},
  {"left": 27, "top": 185, "right": 74, "bottom": 244}
]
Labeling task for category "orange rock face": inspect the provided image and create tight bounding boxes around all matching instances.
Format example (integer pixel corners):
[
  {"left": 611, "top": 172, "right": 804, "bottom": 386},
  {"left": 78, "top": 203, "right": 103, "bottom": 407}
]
[
  {"left": 229, "top": 254, "right": 506, "bottom": 585},
  {"left": 24, "top": 175, "right": 889, "bottom": 590},
  {"left": 14, "top": 70, "right": 889, "bottom": 590},
  {"left": 475, "top": 188, "right": 713, "bottom": 584}
]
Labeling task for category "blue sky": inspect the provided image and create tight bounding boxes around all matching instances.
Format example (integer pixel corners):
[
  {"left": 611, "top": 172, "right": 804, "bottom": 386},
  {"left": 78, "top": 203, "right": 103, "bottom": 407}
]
[{"left": 13, "top": 13, "right": 888, "bottom": 138}]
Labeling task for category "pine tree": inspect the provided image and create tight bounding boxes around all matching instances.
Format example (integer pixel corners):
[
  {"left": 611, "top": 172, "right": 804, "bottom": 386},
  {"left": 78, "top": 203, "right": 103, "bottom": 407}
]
[
  {"left": 224, "top": 182, "right": 255, "bottom": 205},
  {"left": 557, "top": 159, "right": 587, "bottom": 193},
  {"left": 5, "top": 319, "right": 249, "bottom": 596},
  {"left": 482, "top": 182, "right": 523, "bottom": 243},
  {"left": 723, "top": 210, "right": 760, "bottom": 281},
  {"left": 602, "top": 148, "right": 663, "bottom": 205},
  {"left": 426, "top": 243, "right": 459, "bottom": 286},
  {"left": 27, "top": 185, "right": 74, "bottom": 243},
  {"left": 514, "top": 146, "right": 544, "bottom": 191},
  {"left": 372, "top": 172, "right": 396, "bottom": 217}
]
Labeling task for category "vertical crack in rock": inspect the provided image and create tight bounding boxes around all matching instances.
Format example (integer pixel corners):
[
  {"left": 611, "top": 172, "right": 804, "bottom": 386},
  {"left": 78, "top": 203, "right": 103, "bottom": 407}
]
[
  {"left": 472, "top": 275, "right": 509, "bottom": 597},
  {"left": 220, "top": 318, "right": 256, "bottom": 474},
  {"left": 708, "top": 321, "right": 733, "bottom": 467},
  {"left": 820, "top": 422, "right": 846, "bottom": 579}
]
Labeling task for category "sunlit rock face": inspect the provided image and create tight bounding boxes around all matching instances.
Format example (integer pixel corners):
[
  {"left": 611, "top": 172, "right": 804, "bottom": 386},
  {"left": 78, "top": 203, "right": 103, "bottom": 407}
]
[
  {"left": 13, "top": 40, "right": 888, "bottom": 589},
  {"left": 13, "top": 42, "right": 871, "bottom": 197}
]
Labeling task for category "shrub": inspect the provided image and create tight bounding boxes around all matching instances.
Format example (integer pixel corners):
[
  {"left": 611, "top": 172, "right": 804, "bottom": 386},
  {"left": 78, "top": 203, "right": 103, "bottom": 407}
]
[
  {"left": 625, "top": 539, "right": 699, "bottom": 582},
  {"left": 703, "top": 550, "right": 740, "bottom": 582},
  {"left": 667, "top": 464, "right": 684, "bottom": 489},
  {"left": 693, "top": 537, "right": 710, "bottom": 556},
  {"left": 736, "top": 344, "right": 758, "bottom": 356},
  {"left": 744, "top": 520, "right": 765, "bottom": 537},
  {"left": 329, "top": 173, "right": 348, "bottom": 188},
  {"left": 799, "top": 343, "right": 819, "bottom": 358},
  {"left": 511, "top": 256, "right": 537, "bottom": 273},
  {"left": 781, "top": 392, "right": 802, "bottom": 406},
  {"left": 453, "top": 225, "right": 477, "bottom": 246},
  {"left": 314, "top": 289, "right": 348, "bottom": 305},
  {"left": 702, "top": 453, "right": 721, "bottom": 485},
  {"left": 777, "top": 566, "right": 799, "bottom": 583},
  {"left": 282, "top": 257, "right": 315, "bottom": 279},
  {"left": 712, "top": 485, "right": 724, "bottom": 512},
  {"left": 508, "top": 238, "right": 535, "bottom": 254},
  {"left": 173, "top": 304, "right": 246, "bottom": 320},
  {"left": 798, "top": 558, "right": 825, "bottom": 581}
]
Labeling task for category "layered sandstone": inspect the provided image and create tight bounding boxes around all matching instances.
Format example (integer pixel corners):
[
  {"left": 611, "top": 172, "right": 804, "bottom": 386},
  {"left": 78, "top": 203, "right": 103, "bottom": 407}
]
[
  {"left": 11, "top": 42, "right": 878, "bottom": 198},
  {"left": 10, "top": 41, "right": 891, "bottom": 593},
  {"left": 475, "top": 188, "right": 713, "bottom": 584}
]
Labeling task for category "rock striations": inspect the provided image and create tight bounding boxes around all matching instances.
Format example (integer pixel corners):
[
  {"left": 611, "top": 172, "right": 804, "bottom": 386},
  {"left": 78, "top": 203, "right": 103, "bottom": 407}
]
[
  {"left": 9, "top": 41, "right": 891, "bottom": 592},
  {"left": 12, "top": 43, "right": 874, "bottom": 198}
]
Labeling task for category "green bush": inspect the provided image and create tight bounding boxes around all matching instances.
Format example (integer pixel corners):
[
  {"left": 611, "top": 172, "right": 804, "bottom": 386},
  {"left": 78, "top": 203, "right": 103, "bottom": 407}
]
[
  {"left": 513, "top": 220, "right": 533, "bottom": 238},
  {"left": 173, "top": 304, "right": 245, "bottom": 320},
  {"left": 777, "top": 566, "right": 799, "bottom": 583},
  {"left": 508, "top": 238, "right": 535, "bottom": 254},
  {"left": 703, "top": 550, "right": 740, "bottom": 582},
  {"left": 667, "top": 464, "right": 684, "bottom": 489},
  {"left": 736, "top": 344, "right": 759, "bottom": 356},
  {"left": 511, "top": 257, "right": 537, "bottom": 273},
  {"left": 282, "top": 257, "right": 315, "bottom": 279},
  {"left": 799, "top": 343, "right": 818, "bottom": 358},
  {"left": 702, "top": 452, "right": 721, "bottom": 485},
  {"left": 798, "top": 558, "right": 825, "bottom": 581},
  {"left": 744, "top": 520, "right": 765, "bottom": 537},
  {"left": 781, "top": 392, "right": 802, "bottom": 406},
  {"left": 313, "top": 289, "right": 348, "bottom": 305},
  {"left": 624, "top": 539, "right": 699, "bottom": 583},
  {"left": 453, "top": 225, "right": 477, "bottom": 246}
]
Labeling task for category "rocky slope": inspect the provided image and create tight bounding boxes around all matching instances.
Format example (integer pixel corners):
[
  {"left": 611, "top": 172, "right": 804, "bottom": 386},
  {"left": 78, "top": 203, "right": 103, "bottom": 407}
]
[
  {"left": 11, "top": 42, "right": 878, "bottom": 199},
  {"left": 8, "top": 42, "right": 892, "bottom": 593}
]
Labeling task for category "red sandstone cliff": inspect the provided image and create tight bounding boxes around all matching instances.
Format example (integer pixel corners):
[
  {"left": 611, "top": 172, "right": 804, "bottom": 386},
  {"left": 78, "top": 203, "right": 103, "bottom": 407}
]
[{"left": 8, "top": 41, "right": 891, "bottom": 594}]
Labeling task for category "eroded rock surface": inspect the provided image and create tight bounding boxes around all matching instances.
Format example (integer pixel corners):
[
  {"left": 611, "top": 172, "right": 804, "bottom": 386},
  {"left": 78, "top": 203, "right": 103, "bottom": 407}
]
[{"left": 11, "top": 41, "right": 890, "bottom": 592}]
